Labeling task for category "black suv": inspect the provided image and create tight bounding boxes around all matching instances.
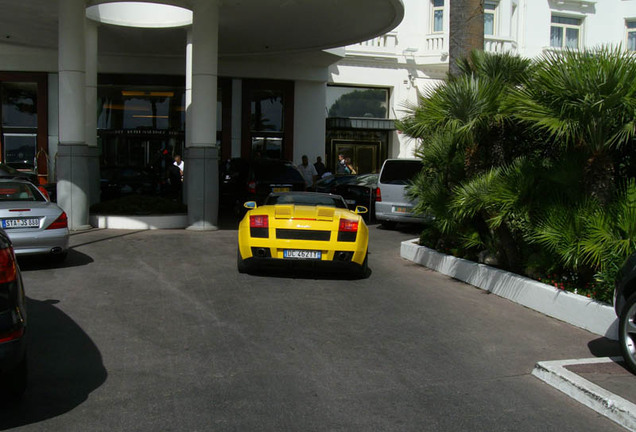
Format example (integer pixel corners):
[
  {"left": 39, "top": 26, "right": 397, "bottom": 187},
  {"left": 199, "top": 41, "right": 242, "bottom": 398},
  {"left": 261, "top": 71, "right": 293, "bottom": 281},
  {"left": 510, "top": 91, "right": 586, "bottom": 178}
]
[
  {"left": 614, "top": 252, "right": 636, "bottom": 373},
  {"left": 220, "top": 158, "right": 305, "bottom": 216},
  {"left": 0, "top": 229, "right": 27, "bottom": 398}
]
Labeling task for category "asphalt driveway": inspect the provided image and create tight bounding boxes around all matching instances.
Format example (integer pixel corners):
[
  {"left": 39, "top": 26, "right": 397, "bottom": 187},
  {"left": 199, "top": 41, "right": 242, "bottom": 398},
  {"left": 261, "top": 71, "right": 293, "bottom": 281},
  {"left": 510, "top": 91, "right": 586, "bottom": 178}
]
[{"left": 0, "top": 224, "right": 624, "bottom": 431}]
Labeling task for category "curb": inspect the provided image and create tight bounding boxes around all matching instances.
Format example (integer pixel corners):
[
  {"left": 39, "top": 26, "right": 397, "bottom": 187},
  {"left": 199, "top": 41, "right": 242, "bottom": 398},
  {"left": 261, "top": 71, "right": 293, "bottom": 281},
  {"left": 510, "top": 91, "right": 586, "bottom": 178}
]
[
  {"left": 400, "top": 239, "right": 618, "bottom": 340},
  {"left": 532, "top": 358, "right": 636, "bottom": 431},
  {"left": 89, "top": 214, "right": 188, "bottom": 230}
]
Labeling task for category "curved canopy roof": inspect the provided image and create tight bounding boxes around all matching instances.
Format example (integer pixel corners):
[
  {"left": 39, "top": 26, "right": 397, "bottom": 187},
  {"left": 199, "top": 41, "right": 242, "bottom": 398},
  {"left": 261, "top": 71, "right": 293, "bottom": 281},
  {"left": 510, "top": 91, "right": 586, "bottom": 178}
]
[{"left": 0, "top": 0, "right": 404, "bottom": 58}]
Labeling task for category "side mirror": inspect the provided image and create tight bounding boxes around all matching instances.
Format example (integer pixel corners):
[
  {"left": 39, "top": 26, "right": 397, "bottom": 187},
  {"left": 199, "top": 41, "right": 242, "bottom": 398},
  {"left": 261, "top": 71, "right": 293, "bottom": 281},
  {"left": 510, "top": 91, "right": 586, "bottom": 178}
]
[
  {"left": 355, "top": 206, "right": 368, "bottom": 214},
  {"left": 244, "top": 201, "right": 257, "bottom": 209}
]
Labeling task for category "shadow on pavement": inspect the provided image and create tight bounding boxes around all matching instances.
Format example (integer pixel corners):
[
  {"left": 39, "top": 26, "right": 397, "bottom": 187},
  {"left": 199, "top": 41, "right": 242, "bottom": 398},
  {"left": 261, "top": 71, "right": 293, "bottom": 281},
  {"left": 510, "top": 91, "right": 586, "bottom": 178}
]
[
  {"left": 0, "top": 298, "right": 107, "bottom": 430},
  {"left": 244, "top": 265, "right": 372, "bottom": 281},
  {"left": 17, "top": 249, "right": 94, "bottom": 271},
  {"left": 587, "top": 337, "right": 621, "bottom": 358}
]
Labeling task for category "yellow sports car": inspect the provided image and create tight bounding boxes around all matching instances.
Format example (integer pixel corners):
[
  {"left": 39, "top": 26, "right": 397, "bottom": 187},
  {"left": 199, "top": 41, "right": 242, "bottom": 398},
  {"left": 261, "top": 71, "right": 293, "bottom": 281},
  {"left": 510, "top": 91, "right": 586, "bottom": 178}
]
[{"left": 237, "top": 192, "right": 369, "bottom": 277}]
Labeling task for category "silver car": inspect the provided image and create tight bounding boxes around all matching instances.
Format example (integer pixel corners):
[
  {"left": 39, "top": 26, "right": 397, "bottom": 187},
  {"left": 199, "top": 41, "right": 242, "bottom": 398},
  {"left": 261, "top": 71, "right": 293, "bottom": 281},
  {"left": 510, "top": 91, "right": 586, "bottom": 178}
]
[
  {"left": 375, "top": 158, "right": 430, "bottom": 229},
  {"left": 0, "top": 179, "right": 69, "bottom": 261}
]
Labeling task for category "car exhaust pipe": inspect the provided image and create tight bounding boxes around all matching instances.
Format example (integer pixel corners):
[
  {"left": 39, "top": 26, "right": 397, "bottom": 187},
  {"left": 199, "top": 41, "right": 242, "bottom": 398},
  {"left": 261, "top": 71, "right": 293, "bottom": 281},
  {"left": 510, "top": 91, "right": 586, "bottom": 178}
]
[
  {"left": 51, "top": 247, "right": 63, "bottom": 254},
  {"left": 336, "top": 251, "right": 352, "bottom": 262}
]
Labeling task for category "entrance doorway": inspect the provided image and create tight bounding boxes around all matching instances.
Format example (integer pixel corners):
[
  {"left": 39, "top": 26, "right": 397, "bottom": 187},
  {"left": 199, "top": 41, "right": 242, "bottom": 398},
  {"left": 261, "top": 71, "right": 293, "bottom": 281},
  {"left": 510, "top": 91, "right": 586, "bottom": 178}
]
[{"left": 332, "top": 140, "right": 379, "bottom": 175}]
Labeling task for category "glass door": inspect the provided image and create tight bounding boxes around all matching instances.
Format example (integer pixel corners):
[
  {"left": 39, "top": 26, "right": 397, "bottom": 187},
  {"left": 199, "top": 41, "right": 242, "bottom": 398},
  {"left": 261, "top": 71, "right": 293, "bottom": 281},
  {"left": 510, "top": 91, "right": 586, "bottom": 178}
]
[{"left": 333, "top": 140, "right": 379, "bottom": 175}]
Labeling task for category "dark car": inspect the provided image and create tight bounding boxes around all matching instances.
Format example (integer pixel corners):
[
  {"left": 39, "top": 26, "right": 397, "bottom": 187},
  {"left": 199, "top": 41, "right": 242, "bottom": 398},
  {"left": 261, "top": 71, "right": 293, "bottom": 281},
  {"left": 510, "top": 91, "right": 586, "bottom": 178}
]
[
  {"left": 0, "top": 162, "right": 38, "bottom": 185},
  {"left": 314, "top": 174, "right": 357, "bottom": 193},
  {"left": 614, "top": 252, "right": 636, "bottom": 374},
  {"left": 316, "top": 174, "right": 378, "bottom": 222},
  {"left": 220, "top": 158, "right": 305, "bottom": 216},
  {"left": 0, "top": 229, "right": 27, "bottom": 398}
]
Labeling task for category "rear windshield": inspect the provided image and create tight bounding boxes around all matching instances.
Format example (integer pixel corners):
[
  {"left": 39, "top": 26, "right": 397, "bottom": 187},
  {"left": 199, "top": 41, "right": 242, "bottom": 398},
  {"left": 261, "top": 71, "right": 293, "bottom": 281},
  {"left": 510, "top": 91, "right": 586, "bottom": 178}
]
[
  {"left": 0, "top": 182, "right": 46, "bottom": 202},
  {"left": 265, "top": 193, "right": 347, "bottom": 208},
  {"left": 379, "top": 160, "right": 422, "bottom": 185}
]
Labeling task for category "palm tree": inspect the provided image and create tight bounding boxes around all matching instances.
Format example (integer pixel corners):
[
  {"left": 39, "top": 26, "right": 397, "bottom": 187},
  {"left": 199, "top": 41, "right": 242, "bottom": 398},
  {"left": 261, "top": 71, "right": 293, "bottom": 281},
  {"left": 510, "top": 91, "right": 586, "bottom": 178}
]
[
  {"left": 507, "top": 46, "right": 636, "bottom": 203},
  {"left": 449, "top": 0, "right": 484, "bottom": 77}
]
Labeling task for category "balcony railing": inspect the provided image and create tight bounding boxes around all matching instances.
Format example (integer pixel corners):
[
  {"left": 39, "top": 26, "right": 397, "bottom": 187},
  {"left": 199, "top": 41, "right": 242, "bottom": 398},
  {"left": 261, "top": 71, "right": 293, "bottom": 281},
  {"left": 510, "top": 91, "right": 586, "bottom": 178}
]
[
  {"left": 484, "top": 36, "right": 518, "bottom": 54},
  {"left": 425, "top": 34, "right": 446, "bottom": 52},
  {"left": 345, "top": 32, "right": 398, "bottom": 57},
  {"left": 345, "top": 32, "right": 517, "bottom": 60}
]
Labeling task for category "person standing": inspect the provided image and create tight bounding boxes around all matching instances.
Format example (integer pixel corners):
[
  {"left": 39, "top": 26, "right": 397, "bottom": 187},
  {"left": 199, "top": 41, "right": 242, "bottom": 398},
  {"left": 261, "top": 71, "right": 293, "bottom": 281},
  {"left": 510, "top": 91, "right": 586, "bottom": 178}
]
[
  {"left": 345, "top": 157, "right": 356, "bottom": 175},
  {"left": 173, "top": 154, "right": 184, "bottom": 181},
  {"left": 314, "top": 156, "right": 326, "bottom": 177},
  {"left": 298, "top": 155, "right": 318, "bottom": 190},
  {"left": 336, "top": 153, "right": 347, "bottom": 175}
]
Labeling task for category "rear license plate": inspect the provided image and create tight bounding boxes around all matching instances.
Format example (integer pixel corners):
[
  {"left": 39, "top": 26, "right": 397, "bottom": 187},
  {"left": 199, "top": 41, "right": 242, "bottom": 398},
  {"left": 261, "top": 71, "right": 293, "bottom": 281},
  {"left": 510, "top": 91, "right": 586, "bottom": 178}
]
[
  {"left": 273, "top": 187, "right": 290, "bottom": 193},
  {"left": 2, "top": 218, "right": 39, "bottom": 229},
  {"left": 283, "top": 250, "right": 322, "bottom": 259},
  {"left": 393, "top": 206, "right": 410, "bottom": 214}
]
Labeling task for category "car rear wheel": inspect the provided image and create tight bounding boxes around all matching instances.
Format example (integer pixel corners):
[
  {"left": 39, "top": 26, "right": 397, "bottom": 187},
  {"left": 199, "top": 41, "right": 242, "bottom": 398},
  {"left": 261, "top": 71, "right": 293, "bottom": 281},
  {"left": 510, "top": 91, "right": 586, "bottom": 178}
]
[
  {"left": 358, "top": 252, "right": 369, "bottom": 279},
  {"left": 237, "top": 249, "right": 247, "bottom": 274},
  {"left": 381, "top": 221, "right": 396, "bottom": 230},
  {"left": 619, "top": 292, "right": 636, "bottom": 374}
]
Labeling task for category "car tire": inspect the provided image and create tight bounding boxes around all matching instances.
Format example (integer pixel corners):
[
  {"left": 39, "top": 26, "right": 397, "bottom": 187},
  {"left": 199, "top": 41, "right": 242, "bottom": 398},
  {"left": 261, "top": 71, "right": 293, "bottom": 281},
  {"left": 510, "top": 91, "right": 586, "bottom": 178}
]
[
  {"left": 381, "top": 221, "right": 397, "bottom": 230},
  {"left": 358, "top": 252, "right": 369, "bottom": 279},
  {"left": 619, "top": 291, "right": 636, "bottom": 373},
  {"left": 237, "top": 249, "right": 248, "bottom": 274},
  {"left": 1, "top": 354, "right": 27, "bottom": 399}
]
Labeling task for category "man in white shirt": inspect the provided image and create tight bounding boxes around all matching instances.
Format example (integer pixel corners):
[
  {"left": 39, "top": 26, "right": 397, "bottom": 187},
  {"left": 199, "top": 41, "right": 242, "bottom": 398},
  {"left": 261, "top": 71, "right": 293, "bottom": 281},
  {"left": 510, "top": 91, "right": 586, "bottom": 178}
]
[
  {"left": 173, "top": 154, "right": 184, "bottom": 181},
  {"left": 297, "top": 155, "right": 318, "bottom": 190}
]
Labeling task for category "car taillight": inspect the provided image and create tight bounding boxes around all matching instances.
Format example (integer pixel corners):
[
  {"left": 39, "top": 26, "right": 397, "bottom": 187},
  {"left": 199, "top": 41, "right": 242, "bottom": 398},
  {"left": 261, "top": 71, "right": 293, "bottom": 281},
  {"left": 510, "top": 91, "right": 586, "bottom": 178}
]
[
  {"left": 250, "top": 215, "right": 269, "bottom": 228},
  {"left": 47, "top": 211, "right": 68, "bottom": 230},
  {"left": 0, "top": 327, "right": 24, "bottom": 344},
  {"left": 248, "top": 181, "right": 256, "bottom": 194},
  {"left": 339, "top": 219, "right": 358, "bottom": 232},
  {"left": 376, "top": 187, "right": 382, "bottom": 202},
  {"left": 0, "top": 247, "right": 17, "bottom": 284}
]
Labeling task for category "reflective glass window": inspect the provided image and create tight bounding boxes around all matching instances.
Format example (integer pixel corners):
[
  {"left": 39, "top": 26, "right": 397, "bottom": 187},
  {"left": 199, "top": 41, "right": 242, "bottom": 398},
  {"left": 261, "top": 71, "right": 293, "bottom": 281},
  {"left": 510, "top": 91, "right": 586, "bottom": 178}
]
[
  {"left": 1, "top": 82, "right": 37, "bottom": 128},
  {"left": 432, "top": 0, "right": 444, "bottom": 33},
  {"left": 550, "top": 15, "right": 582, "bottom": 49},
  {"left": 250, "top": 90, "right": 283, "bottom": 132},
  {"left": 484, "top": 2, "right": 497, "bottom": 36},
  {"left": 327, "top": 86, "right": 388, "bottom": 118},
  {"left": 627, "top": 21, "right": 636, "bottom": 51}
]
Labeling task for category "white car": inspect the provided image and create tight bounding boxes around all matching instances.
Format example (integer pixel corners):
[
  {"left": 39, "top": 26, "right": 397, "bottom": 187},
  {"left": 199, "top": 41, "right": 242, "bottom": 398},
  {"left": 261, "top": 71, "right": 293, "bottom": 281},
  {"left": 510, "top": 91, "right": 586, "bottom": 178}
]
[{"left": 0, "top": 179, "right": 69, "bottom": 261}]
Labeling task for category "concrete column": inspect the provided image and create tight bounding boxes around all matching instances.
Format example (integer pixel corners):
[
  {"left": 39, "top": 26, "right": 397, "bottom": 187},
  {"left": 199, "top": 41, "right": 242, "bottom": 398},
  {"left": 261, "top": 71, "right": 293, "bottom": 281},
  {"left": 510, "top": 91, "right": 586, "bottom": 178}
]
[
  {"left": 57, "top": 0, "right": 91, "bottom": 230},
  {"left": 186, "top": 0, "right": 219, "bottom": 230},
  {"left": 86, "top": 18, "right": 101, "bottom": 206}
]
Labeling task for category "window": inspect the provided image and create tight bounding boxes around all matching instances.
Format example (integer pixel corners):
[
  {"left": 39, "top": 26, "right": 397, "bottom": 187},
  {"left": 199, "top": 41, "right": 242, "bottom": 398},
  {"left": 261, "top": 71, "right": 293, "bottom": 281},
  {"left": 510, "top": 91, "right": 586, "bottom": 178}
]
[
  {"left": 628, "top": 21, "right": 636, "bottom": 51},
  {"left": 484, "top": 2, "right": 497, "bottom": 36},
  {"left": 432, "top": 0, "right": 444, "bottom": 33},
  {"left": 326, "top": 86, "right": 388, "bottom": 119},
  {"left": 242, "top": 79, "right": 294, "bottom": 160},
  {"left": 550, "top": 15, "right": 582, "bottom": 49}
]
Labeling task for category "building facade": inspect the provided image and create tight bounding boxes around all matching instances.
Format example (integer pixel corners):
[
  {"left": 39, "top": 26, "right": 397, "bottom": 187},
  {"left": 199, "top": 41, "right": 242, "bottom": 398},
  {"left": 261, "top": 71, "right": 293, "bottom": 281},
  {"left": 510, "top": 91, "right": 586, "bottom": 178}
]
[
  {"left": 0, "top": 0, "right": 403, "bottom": 229},
  {"left": 0, "top": 0, "right": 634, "bottom": 230},
  {"left": 329, "top": 0, "right": 636, "bottom": 173}
]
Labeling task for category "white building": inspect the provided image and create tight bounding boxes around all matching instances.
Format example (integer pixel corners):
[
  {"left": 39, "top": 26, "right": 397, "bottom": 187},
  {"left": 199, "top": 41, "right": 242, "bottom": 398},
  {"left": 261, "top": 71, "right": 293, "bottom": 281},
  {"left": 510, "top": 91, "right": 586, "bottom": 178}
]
[
  {"left": 329, "top": 0, "right": 636, "bottom": 168},
  {"left": 0, "top": 0, "right": 634, "bottom": 229}
]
